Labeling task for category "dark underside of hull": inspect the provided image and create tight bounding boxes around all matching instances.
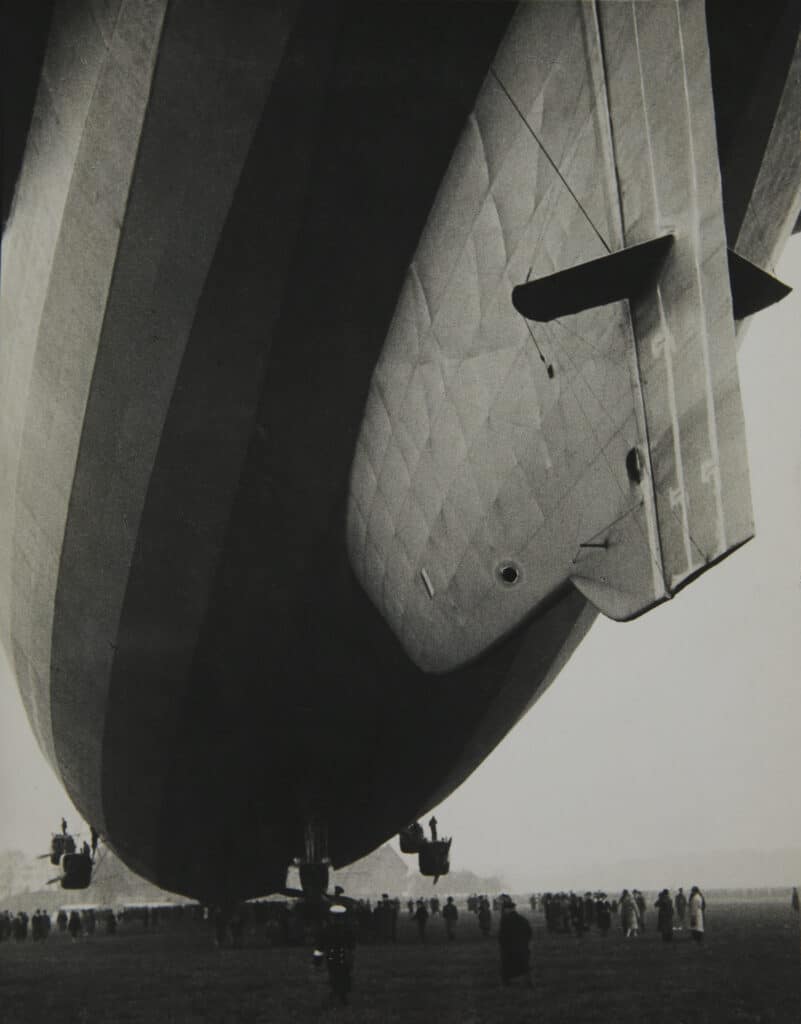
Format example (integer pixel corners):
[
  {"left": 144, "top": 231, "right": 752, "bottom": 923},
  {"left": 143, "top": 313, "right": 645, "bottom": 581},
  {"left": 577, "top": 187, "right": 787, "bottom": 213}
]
[
  {"left": 53, "top": 1, "right": 529, "bottom": 902},
  {"left": 3, "top": 1, "right": 799, "bottom": 904}
]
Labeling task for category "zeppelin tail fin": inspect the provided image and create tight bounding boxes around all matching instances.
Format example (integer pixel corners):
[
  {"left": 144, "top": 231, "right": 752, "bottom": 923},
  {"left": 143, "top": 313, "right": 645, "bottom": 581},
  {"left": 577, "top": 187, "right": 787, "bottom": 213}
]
[{"left": 727, "top": 249, "right": 792, "bottom": 320}]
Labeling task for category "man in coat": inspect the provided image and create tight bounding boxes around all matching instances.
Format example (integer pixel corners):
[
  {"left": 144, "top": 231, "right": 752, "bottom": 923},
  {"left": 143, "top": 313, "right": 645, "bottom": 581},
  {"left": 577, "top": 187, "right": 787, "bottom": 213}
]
[
  {"left": 320, "top": 904, "right": 356, "bottom": 1006},
  {"left": 442, "top": 896, "right": 458, "bottom": 940},
  {"left": 654, "top": 889, "right": 674, "bottom": 942},
  {"left": 477, "top": 898, "right": 492, "bottom": 937},
  {"left": 498, "top": 900, "right": 533, "bottom": 987},
  {"left": 413, "top": 899, "right": 429, "bottom": 942},
  {"left": 675, "top": 887, "right": 687, "bottom": 928}
]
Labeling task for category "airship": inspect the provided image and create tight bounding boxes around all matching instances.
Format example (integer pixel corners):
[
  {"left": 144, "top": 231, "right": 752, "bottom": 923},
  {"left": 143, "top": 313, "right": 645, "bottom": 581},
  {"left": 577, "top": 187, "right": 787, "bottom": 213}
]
[{"left": 2, "top": 0, "right": 799, "bottom": 906}]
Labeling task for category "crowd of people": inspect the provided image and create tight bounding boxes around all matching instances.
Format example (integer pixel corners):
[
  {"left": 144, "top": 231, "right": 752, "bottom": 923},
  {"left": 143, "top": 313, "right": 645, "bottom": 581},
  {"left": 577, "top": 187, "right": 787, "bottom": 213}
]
[
  {"left": 0, "top": 905, "right": 159, "bottom": 943},
  {"left": 304, "top": 885, "right": 716, "bottom": 1003},
  {"left": 532, "top": 886, "right": 707, "bottom": 943},
  {"left": 273, "top": 883, "right": 717, "bottom": 1004},
  {"left": 0, "top": 885, "right": 712, "bottom": 951},
  {"left": 0, "top": 909, "right": 63, "bottom": 942},
  {"left": 311, "top": 893, "right": 534, "bottom": 1005},
  {"left": 5, "top": 884, "right": 798, "bottom": 1010}
]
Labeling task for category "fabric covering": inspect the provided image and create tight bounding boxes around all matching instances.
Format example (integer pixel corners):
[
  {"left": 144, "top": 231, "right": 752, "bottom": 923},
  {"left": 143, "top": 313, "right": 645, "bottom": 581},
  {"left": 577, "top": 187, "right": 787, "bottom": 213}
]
[{"left": 347, "top": 1, "right": 752, "bottom": 672}]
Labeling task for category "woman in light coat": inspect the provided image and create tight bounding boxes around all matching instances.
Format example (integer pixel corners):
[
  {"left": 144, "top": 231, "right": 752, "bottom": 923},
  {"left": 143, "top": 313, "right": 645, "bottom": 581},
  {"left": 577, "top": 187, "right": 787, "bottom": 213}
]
[
  {"left": 688, "top": 886, "right": 705, "bottom": 943},
  {"left": 620, "top": 890, "right": 640, "bottom": 938}
]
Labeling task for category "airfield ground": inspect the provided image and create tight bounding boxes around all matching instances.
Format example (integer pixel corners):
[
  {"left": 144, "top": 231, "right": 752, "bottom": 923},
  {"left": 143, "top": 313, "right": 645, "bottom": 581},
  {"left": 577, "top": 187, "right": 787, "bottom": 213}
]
[{"left": 1, "top": 898, "right": 798, "bottom": 1023}]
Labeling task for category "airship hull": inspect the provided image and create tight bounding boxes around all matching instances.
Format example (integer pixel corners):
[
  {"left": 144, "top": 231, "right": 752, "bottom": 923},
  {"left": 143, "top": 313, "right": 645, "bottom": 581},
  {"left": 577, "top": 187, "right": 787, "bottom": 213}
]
[{"left": 2, "top": 0, "right": 799, "bottom": 902}]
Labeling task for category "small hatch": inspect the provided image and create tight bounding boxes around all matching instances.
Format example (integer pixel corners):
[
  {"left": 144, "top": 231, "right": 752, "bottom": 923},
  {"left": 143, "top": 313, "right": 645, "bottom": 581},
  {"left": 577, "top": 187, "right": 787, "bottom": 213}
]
[{"left": 626, "top": 447, "right": 644, "bottom": 484}]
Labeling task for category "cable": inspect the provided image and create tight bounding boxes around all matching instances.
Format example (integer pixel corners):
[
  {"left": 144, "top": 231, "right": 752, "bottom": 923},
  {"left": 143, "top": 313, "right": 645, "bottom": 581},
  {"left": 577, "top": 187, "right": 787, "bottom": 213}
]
[{"left": 490, "top": 67, "right": 611, "bottom": 255}]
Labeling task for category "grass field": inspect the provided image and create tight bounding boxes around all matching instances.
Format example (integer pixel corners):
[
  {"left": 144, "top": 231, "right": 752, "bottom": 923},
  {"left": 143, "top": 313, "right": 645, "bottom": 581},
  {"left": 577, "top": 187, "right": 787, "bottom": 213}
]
[{"left": 1, "top": 900, "right": 798, "bottom": 1023}]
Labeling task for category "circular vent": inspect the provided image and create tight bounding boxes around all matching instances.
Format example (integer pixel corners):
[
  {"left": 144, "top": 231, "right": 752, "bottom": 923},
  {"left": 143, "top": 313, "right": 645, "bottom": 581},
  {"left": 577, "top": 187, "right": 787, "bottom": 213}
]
[{"left": 497, "top": 562, "right": 521, "bottom": 586}]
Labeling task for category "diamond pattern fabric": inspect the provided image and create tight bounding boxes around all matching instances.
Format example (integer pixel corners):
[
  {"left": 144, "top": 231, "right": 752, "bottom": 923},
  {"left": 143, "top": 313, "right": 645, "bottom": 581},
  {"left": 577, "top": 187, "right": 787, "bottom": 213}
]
[
  {"left": 348, "top": 3, "right": 657, "bottom": 672},
  {"left": 348, "top": 1, "right": 753, "bottom": 672}
]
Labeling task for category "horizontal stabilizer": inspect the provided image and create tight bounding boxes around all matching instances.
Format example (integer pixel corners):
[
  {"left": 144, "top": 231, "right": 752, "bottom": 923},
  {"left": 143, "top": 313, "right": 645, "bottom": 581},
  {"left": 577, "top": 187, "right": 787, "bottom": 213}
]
[
  {"left": 511, "top": 235, "right": 673, "bottom": 322},
  {"left": 727, "top": 248, "right": 792, "bottom": 319}
]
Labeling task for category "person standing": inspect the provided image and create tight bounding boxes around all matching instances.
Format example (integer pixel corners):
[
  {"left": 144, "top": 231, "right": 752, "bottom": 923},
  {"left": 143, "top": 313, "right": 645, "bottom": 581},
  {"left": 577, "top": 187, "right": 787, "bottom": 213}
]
[
  {"left": 320, "top": 904, "right": 356, "bottom": 1007},
  {"left": 413, "top": 899, "right": 429, "bottom": 942},
  {"left": 376, "top": 894, "right": 395, "bottom": 943},
  {"left": 68, "top": 910, "right": 82, "bottom": 941},
  {"left": 654, "top": 889, "right": 674, "bottom": 942},
  {"left": 634, "top": 890, "right": 646, "bottom": 931},
  {"left": 372, "top": 899, "right": 385, "bottom": 942},
  {"left": 688, "top": 886, "right": 706, "bottom": 944},
  {"left": 582, "top": 893, "right": 595, "bottom": 930},
  {"left": 498, "top": 900, "right": 533, "bottom": 988},
  {"left": 675, "top": 887, "right": 687, "bottom": 929},
  {"left": 792, "top": 887, "right": 799, "bottom": 913},
  {"left": 595, "top": 894, "right": 611, "bottom": 937},
  {"left": 620, "top": 890, "right": 640, "bottom": 938},
  {"left": 442, "top": 896, "right": 458, "bottom": 940},
  {"left": 478, "top": 898, "right": 492, "bottom": 937},
  {"left": 388, "top": 897, "right": 399, "bottom": 943}
]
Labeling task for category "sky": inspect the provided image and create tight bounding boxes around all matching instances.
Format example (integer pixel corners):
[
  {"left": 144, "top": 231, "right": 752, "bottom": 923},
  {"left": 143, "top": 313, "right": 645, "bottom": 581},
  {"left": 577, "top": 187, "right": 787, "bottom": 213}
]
[
  {"left": 1, "top": 237, "right": 799, "bottom": 891},
  {"left": 433, "top": 235, "right": 801, "bottom": 888}
]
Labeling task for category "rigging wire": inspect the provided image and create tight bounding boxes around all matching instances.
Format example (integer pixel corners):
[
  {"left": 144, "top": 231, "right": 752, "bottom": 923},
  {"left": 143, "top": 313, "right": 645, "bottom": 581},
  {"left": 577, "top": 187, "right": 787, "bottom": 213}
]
[
  {"left": 490, "top": 67, "right": 612, "bottom": 256},
  {"left": 524, "top": 320, "right": 549, "bottom": 366}
]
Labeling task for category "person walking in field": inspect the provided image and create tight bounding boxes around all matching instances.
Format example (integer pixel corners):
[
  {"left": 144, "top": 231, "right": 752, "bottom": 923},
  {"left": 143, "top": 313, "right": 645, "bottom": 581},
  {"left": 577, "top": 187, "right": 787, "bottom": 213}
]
[
  {"left": 498, "top": 900, "right": 533, "bottom": 988},
  {"left": 320, "top": 904, "right": 356, "bottom": 1007},
  {"left": 413, "top": 899, "right": 429, "bottom": 942},
  {"left": 688, "top": 886, "right": 706, "bottom": 944},
  {"left": 442, "top": 896, "right": 458, "bottom": 940},
  {"left": 792, "top": 887, "right": 799, "bottom": 913},
  {"left": 68, "top": 910, "right": 82, "bottom": 941}
]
